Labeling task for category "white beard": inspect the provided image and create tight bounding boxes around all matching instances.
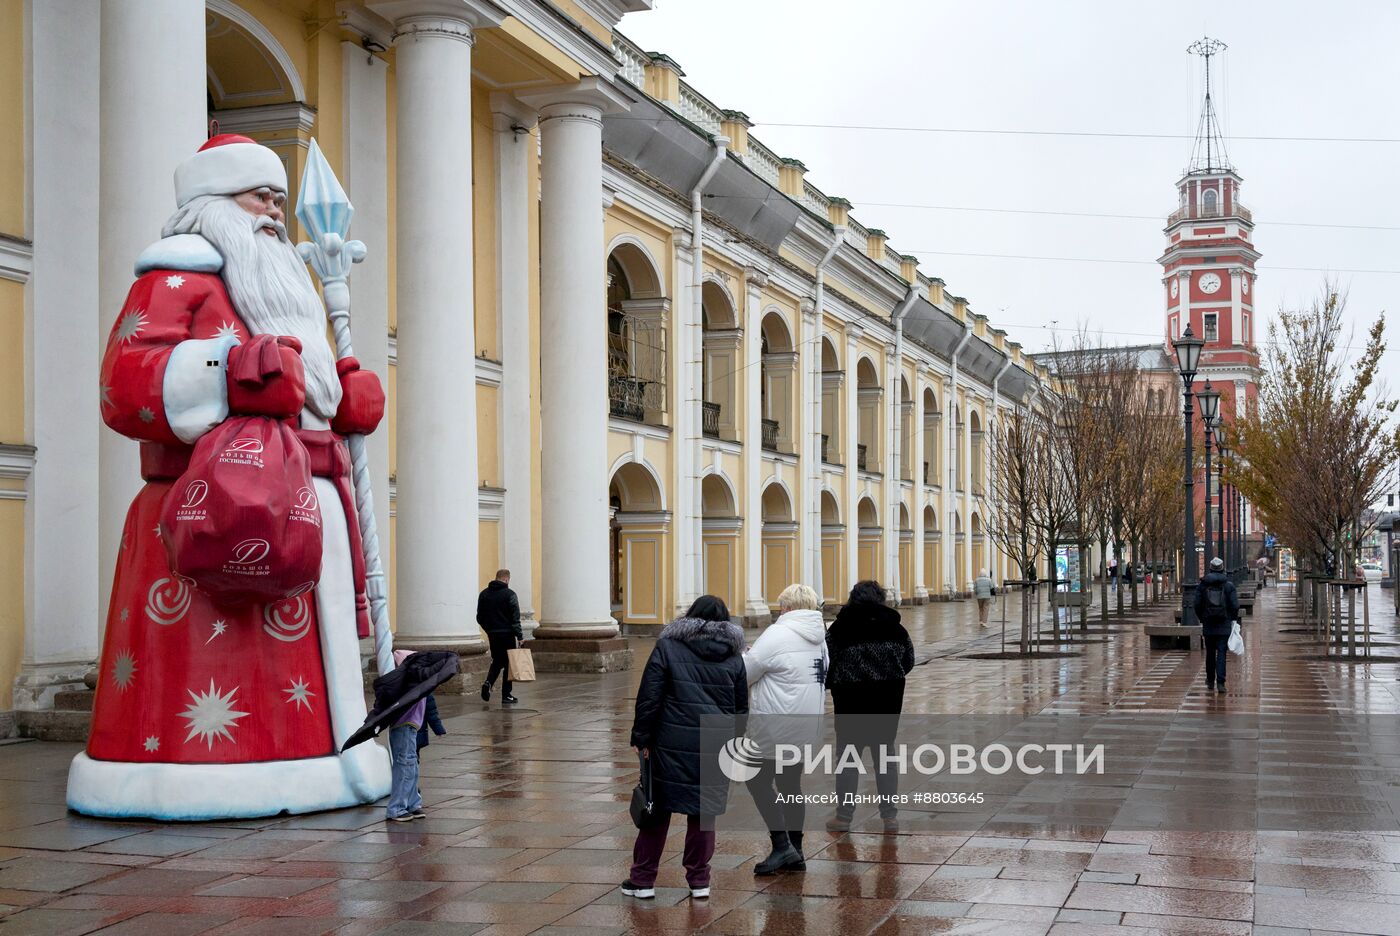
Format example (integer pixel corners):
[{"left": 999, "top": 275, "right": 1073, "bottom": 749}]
[{"left": 164, "top": 195, "right": 342, "bottom": 419}]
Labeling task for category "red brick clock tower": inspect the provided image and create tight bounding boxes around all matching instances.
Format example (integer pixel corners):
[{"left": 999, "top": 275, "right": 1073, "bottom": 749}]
[
  {"left": 1160, "top": 38, "right": 1262, "bottom": 547},
  {"left": 1161, "top": 43, "right": 1261, "bottom": 422}
]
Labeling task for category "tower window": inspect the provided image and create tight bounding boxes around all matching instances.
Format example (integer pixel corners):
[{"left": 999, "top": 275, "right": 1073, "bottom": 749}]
[
  {"left": 1243, "top": 314, "right": 1250, "bottom": 343},
  {"left": 1170, "top": 315, "right": 1179, "bottom": 340},
  {"left": 1203, "top": 188, "right": 1219, "bottom": 215},
  {"left": 1203, "top": 312, "right": 1218, "bottom": 342}
]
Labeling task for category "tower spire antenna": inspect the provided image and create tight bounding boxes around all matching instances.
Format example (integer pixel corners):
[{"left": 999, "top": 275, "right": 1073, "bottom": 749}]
[{"left": 1186, "top": 37, "right": 1232, "bottom": 175}]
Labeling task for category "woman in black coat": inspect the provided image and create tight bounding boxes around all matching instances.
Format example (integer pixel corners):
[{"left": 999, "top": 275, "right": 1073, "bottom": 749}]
[
  {"left": 824, "top": 579, "right": 916, "bottom": 832},
  {"left": 623, "top": 596, "right": 747, "bottom": 901}
]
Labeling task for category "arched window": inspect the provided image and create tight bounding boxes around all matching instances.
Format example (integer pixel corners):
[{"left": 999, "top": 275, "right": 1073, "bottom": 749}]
[
  {"left": 761, "top": 312, "right": 797, "bottom": 453},
  {"left": 701, "top": 282, "right": 739, "bottom": 441},
  {"left": 856, "top": 358, "right": 882, "bottom": 473},
  {"left": 821, "top": 337, "right": 842, "bottom": 465},
  {"left": 606, "top": 246, "right": 667, "bottom": 425},
  {"left": 1202, "top": 187, "right": 1219, "bottom": 216}
]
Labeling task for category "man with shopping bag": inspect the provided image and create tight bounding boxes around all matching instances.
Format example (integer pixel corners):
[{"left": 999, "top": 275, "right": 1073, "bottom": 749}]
[
  {"left": 478, "top": 570, "right": 524, "bottom": 704},
  {"left": 1194, "top": 557, "right": 1240, "bottom": 694}
]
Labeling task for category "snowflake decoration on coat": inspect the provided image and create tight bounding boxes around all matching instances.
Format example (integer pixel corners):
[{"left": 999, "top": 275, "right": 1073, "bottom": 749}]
[
  {"left": 214, "top": 321, "right": 240, "bottom": 341},
  {"left": 143, "top": 736, "right": 160, "bottom": 752},
  {"left": 111, "top": 651, "right": 137, "bottom": 691},
  {"left": 206, "top": 619, "right": 228, "bottom": 644},
  {"left": 99, "top": 384, "right": 113, "bottom": 412},
  {"left": 179, "top": 680, "right": 249, "bottom": 749},
  {"left": 113, "top": 309, "right": 147, "bottom": 344},
  {"left": 137, "top": 406, "right": 155, "bottom": 424},
  {"left": 119, "top": 608, "right": 130, "bottom": 623},
  {"left": 164, "top": 275, "right": 185, "bottom": 290},
  {"left": 283, "top": 677, "right": 315, "bottom": 712}
]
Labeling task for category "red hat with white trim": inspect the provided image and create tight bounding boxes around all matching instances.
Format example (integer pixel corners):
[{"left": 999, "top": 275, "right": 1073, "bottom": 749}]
[{"left": 174, "top": 134, "right": 287, "bottom": 207}]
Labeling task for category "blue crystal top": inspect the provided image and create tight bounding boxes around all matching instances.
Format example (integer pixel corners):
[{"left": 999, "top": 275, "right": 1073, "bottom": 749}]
[{"left": 296, "top": 138, "right": 354, "bottom": 240}]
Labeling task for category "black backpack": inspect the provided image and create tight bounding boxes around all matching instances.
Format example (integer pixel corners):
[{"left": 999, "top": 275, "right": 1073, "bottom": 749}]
[{"left": 1202, "top": 583, "right": 1228, "bottom": 623}]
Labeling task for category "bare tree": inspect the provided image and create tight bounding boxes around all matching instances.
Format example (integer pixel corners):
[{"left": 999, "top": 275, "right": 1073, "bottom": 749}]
[
  {"left": 985, "top": 402, "right": 1047, "bottom": 652},
  {"left": 1234, "top": 286, "right": 1400, "bottom": 577}
]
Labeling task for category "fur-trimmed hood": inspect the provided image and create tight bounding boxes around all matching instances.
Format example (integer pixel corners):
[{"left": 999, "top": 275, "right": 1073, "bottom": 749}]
[{"left": 659, "top": 616, "right": 745, "bottom": 661}]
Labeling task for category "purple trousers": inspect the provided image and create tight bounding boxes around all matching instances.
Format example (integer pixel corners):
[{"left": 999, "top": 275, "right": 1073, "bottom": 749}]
[{"left": 629, "top": 812, "right": 716, "bottom": 888}]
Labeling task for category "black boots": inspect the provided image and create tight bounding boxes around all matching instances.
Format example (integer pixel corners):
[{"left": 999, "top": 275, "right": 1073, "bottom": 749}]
[{"left": 753, "top": 831, "right": 805, "bottom": 875}]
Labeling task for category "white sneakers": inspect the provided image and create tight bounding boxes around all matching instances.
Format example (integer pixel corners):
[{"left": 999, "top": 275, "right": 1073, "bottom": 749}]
[
  {"left": 690, "top": 887, "right": 710, "bottom": 899},
  {"left": 620, "top": 881, "right": 709, "bottom": 900}
]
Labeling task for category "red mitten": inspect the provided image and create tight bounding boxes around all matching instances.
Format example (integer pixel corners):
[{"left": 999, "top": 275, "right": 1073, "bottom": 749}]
[
  {"left": 331, "top": 357, "right": 386, "bottom": 436},
  {"left": 227, "top": 335, "right": 306, "bottom": 418}
]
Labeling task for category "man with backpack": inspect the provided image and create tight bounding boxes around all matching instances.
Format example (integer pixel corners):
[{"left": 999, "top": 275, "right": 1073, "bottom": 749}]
[{"left": 1194, "top": 557, "right": 1239, "bottom": 693}]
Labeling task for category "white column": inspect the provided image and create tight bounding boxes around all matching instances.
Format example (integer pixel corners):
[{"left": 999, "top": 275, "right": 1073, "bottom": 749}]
[
  {"left": 801, "top": 301, "right": 822, "bottom": 591},
  {"left": 1229, "top": 267, "right": 1243, "bottom": 346},
  {"left": 526, "top": 79, "right": 630, "bottom": 640},
  {"left": 962, "top": 395, "right": 974, "bottom": 587},
  {"left": 911, "top": 369, "right": 927, "bottom": 600},
  {"left": 97, "top": 0, "right": 206, "bottom": 646},
  {"left": 742, "top": 270, "right": 768, "bottom": 622},
  {"left": 844, "top": 327, "right": 863, "bottom": 593},
  {"left": 387, "top": 10, "right": 492, "bottom": 651},
  {"left": 340, "top": 38, "right": 392, "bottom": 620},
  {"left": 884, "top": 345, "right": 901, "bottom": 601},
  {"left": 492, "top": 95, "right": 538, "bottom": 629},
  {"left": 671, "top": 227, "right": 697, "bottom": 615},
  {"left": 17, "top": 0, "right": 102, "bottom": 711}
]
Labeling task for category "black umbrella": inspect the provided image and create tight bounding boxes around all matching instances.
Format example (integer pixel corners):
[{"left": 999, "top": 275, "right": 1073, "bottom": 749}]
[{"left": 340, "top": 650, "right": 459, "bottom": 752}]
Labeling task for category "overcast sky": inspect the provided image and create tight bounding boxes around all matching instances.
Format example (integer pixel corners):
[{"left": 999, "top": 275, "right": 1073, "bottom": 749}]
[{"left": 621, "top": 1, "right": 1400, "bottom": 380}]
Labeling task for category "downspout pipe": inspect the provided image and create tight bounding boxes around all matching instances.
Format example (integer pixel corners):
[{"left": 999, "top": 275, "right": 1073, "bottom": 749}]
[
  {"left": 946, "top": 321, "right": 972, "bottom": 595},
  {"left": 685, "top": 137, "right": 728, "bottom": 608},
  {"left": 810, "top": 229, "right": 844, "bottom": 591},
  {"left": 888, "top": 286, "right": 918, "bottom": 600}
]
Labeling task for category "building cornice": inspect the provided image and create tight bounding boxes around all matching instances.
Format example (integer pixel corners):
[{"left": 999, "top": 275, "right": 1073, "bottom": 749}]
[
  {"left": 0, "top": 444, "right": 37, "bottom": 500},
  {"left": 212, "top": 102, "right": 318, "bottom": 136},
  {"left": 0, "top": 236, "right": 32, "bottom": 284}
]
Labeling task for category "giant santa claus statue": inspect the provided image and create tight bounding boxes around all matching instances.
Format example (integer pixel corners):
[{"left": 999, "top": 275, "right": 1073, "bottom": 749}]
[{"left": 67, "top": 135, "right": 392, "bottom": 819}]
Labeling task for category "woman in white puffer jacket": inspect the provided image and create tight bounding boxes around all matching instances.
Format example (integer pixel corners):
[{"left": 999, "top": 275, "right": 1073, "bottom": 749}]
[{"left": 742, "top": 583, "right": 828, "bottom": 876}]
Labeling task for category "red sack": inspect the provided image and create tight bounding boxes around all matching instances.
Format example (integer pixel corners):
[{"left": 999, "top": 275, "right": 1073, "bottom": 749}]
[{"left": 161, "top": 415, "right": 323, "bottom": 605}]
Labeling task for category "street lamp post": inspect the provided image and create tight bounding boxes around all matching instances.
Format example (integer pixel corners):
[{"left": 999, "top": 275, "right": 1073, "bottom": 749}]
[
  {"left": 1173, "top": 325, "right": 1205, "bottom": 625},
  {"left": 1217, "top": 441, "right": 1231, "bottom": 573},
  {"left": 1198, "top": 382, "right": 1221, "bottom": 571}
]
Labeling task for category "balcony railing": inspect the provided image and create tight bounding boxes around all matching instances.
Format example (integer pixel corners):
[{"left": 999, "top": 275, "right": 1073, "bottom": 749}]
[
  {"left": 608, "top": 376, "right": 647, "bottom": 422},
  {"left": 857, "top": 443, "right": 868, "bottom": 472},
  {"left": 1167, "top": 201, "right": 1253, "bottom": 226},
  {"left": 702, "top": 401, "right": 720, "bottom": 438},
  {"left": 761, "top": 418, "right": 779, "bottom": 451}
]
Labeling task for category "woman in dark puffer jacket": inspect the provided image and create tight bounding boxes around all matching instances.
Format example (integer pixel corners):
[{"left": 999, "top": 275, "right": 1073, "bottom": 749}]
[
  {"left": 624, "top": 596, "right": 748, "bottom": 901},
  {"left": 824, "top": 579, "right": 916, "bottom": 833}
]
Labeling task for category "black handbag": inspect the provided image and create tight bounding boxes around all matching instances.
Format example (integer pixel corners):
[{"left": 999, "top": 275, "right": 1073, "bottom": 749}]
[{"left": 629, "top": 752, "right": 662, "bottom": 829}]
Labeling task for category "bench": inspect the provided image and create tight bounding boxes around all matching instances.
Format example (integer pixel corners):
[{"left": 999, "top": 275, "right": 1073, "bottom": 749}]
[
  {"left": 1146, "top": 624, "right": 1203, "bottom": 650},
  {"left": 1239, "top": 596, "right": 1255, "bottom": 616}
]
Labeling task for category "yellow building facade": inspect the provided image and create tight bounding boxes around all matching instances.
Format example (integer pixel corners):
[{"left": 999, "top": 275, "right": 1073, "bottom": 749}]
[{"left": 2, "top": 0, "right": 1052, "bottom": 732}]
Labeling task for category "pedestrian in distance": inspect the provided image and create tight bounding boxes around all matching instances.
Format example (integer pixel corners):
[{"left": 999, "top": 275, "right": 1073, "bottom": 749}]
[
  {"left": 824, "top": 579, "right": 915, "bottom": 834},
  {"left": 973, "top": 568, "right": 996, "bottom": 627},
  {"left": 743, "top": 583, "right": 829, "bottom": 875},
  {"left": 478, "top": 569, "right": 523, "bottom": 705},
  {"left": 623, "top": 596, "right": 748, "bottom": 902},
  {"left": 1194, "top": 556, "right": 1239, "bottom": 693}
]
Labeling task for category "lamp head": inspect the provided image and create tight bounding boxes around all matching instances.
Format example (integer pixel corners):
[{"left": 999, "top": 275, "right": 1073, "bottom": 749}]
[
  {"left": 1173, "top": 323, "right": 1204, "bottom": 382},
  {"left": 1197, "top": 380, "right": 1221, "bottom": 425}
]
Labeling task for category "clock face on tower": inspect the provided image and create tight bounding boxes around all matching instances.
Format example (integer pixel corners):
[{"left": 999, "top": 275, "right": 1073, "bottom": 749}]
[
  {"left": 1242, "top": 276, "right": 1249, "bottom": 295},
  {"left": 1170, "top": 279, "right": 1179, "bottom": 298},
  {"left": 1199, "top": 272, "right": 1222, "bottom": 294}
]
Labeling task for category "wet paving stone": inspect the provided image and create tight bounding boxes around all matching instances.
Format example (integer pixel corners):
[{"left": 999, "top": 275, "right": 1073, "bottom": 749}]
[{"left": 0, "top": 586, "right": 1395, "bottom": 933}]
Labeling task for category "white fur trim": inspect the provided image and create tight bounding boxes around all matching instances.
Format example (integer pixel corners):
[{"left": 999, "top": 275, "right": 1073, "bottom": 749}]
[
  {"left": 312, "top": 476, "right": 384, "bottom": 800},
  {"left": 66, "top": 744, "right": 390, "bottom": 820},
  {"left": 175, "top": 141, "right": 287, "bottom": 207},
  {"left": 135, "top": 234, "right": 224, "bottom": 276},
  {"left": 163, "top": 336, "right": 238, "bottom": 444}
]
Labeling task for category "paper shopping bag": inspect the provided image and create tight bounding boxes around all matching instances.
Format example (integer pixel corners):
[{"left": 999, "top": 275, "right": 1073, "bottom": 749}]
[{"left": 506, "top": 647, "right": 536, "bottom": 682}]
